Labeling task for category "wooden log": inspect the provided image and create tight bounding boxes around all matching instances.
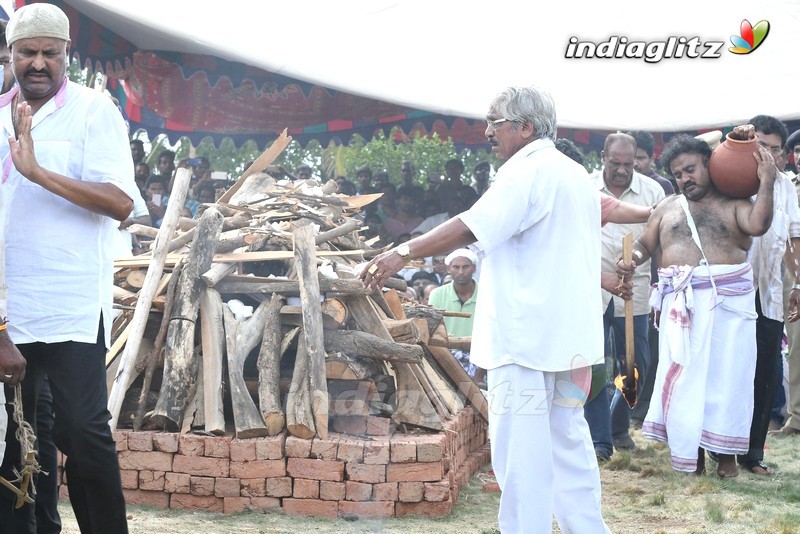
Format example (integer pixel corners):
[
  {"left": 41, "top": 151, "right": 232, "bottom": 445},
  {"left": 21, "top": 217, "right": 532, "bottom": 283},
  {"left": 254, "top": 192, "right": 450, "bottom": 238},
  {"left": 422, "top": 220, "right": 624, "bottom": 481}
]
[
  {"left": 201, "top": 262, "right": 237, "bottom": 287},
  {"left": 198, "top": 287, "right": 226, "bottom": 435},
  {"left": 314, "top": 219, "right": 361, "bottom": 245},
  {"left": 133, "top": 263, "right": 183, "bottom": 430},
  {"left": 346, "top": 295, "right": 442, "bottom": 431},
  {"left": 425, "top": 344, "right": 488, "bottom": 423},
  {"left": 431, "top": 335, "right": 471, "bottom": 352},
  {"left": 126, "top": 223, "right": 159, "bottom": 238},
  {"left": 108, "top": 168, "right": 193, "bottom": 430},
  {"left": 216, "top": 275, "right": 371, "bottom": 296},
  {"left": 149, "top": 207, "right": 225, "bottom": 431},
  {"left": 382, "top": 289, "right": 405, "bottom": 319},
  {"left": 113, "top": 285, "right": 138, "bottom": 306},
  {"left": 420, "top": 356, "right": 464, "bottom": 415},
  {"left": 325, "top": 353, "right": 382, "bottom": 380},
  {"left": 113, "top": 248, "right": 366, "bottom": 268},
  {"left": 257, "top": 294, "right": 286, "bottom": 436},
  {"left": 223, "top": 299, "right": 272, "bottom": 438},
  {"left": 293, "top": 225, "right": 329, "bottom": 438},
  {"left": 382, "top": 319, "right": 425, "bottom": 344},
  {"left": 286, "top": 334, "right": 316, "bottom": 439},
  {"left": 429, "top": 323, "right": 449, "bottom": 348},
  {"left": 321, "top": 297, "right": 348, "bottom": 328},
  {"left": 323, "top": 330, "right": 423, "bottom": 364},
  {"left": 125, "top": 270, "right": 146, "bottom": 289}
]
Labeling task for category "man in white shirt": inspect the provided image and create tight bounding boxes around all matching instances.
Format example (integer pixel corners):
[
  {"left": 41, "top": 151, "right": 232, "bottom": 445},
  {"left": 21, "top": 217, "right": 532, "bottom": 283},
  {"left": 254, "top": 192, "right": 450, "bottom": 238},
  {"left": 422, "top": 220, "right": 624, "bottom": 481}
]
[
  {"left": 738, "top": 115, "right": 800, "bottom": 475},
  {"left": 360, "top": 86, "right": 609, "bottom": 534},
  {"left": 0, "top": 5, "right": 137, "bottom": 532}
]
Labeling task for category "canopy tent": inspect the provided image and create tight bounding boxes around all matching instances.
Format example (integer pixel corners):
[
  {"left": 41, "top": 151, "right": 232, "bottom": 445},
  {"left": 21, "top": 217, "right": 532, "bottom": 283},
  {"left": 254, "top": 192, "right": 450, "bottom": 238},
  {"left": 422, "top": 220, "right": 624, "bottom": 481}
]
[{"left": 11, "top": 0, "right": 800, "bottom": 153}]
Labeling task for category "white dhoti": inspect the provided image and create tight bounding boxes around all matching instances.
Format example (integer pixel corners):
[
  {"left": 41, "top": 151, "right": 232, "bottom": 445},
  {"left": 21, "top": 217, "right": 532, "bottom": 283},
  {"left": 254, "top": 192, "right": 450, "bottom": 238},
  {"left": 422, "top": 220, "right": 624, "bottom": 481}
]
[
  {"left": 643, "top": 263, "right": 757, "bottom": 472},
  {"left": 488, "top": 364, "right": 610, "bottom": 533}
]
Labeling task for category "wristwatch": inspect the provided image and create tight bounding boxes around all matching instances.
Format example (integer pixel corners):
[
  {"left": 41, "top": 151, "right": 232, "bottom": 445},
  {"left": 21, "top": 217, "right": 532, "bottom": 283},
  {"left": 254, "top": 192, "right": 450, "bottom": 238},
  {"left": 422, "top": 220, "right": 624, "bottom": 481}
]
[{"left": 395, "top": 244, "right": 412, "bottom": 262}]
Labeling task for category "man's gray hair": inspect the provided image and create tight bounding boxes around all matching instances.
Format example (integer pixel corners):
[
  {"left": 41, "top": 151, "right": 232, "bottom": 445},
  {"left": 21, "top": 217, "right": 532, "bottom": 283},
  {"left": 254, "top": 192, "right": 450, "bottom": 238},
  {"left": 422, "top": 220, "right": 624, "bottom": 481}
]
[{"left": 491, "top": 86, "right": 558, "bottom": 141}]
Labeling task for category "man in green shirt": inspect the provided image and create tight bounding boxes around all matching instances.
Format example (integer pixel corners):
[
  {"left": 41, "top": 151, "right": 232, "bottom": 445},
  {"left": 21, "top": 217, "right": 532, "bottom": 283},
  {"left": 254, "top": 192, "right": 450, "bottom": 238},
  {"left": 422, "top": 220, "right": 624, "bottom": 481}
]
[{"left": 427, "top": 249, "right": 482, "bottom": 382}]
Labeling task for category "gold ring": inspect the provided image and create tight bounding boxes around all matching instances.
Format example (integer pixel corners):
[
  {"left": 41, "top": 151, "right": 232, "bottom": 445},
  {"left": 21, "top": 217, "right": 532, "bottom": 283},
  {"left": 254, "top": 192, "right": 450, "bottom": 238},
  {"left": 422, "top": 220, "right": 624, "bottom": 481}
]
[{"left": 368, "top": 264, "right": 378, "bottom": 275}]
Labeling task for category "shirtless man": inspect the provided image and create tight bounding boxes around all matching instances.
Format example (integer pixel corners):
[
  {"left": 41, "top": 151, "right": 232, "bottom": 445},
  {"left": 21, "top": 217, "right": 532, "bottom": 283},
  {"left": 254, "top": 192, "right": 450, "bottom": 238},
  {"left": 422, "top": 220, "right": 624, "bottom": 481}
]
[{"left": 618, "top": 126, "right": 777, "bottom": 477}]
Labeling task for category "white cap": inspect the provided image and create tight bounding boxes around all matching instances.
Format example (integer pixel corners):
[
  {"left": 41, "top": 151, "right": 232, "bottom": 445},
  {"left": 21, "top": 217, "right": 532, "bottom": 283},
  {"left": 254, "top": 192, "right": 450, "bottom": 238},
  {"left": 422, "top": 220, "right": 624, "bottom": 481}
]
[{"left": 444, "top": 248, "right": 478, "bottom": 266}]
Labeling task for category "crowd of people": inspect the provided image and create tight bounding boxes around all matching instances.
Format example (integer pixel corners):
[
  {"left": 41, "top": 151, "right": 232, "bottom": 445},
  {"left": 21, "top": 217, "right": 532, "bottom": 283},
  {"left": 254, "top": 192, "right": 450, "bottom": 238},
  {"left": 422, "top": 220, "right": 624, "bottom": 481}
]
[{"left": 1, "top": 4, "right": 800, "bottom": 534}]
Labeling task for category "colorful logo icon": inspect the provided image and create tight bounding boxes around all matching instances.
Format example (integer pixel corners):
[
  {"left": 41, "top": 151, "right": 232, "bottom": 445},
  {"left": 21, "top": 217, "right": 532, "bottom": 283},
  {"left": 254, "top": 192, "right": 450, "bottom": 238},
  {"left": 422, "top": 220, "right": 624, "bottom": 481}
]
[{"left": 728, "top": 19, "right": 770, "bottom": 54}]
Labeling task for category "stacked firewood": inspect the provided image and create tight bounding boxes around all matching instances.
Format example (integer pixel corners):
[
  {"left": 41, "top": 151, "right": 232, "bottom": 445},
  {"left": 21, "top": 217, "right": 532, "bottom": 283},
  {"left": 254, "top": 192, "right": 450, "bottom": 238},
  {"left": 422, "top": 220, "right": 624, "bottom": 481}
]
[{"left": 105, "top": 151, "right": 487, "bottom": 442}]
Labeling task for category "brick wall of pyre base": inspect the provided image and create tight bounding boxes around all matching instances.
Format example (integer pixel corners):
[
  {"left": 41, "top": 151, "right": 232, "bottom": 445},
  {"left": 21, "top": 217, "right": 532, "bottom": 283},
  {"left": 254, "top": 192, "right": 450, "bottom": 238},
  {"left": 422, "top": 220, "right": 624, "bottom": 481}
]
[{"left": 56, "top": 407, "right": 489, "bottom": 518}]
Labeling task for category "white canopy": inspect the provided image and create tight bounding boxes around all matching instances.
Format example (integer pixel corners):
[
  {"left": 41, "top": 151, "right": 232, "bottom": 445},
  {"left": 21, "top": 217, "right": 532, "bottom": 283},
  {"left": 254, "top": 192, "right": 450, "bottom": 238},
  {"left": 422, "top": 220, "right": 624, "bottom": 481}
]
[{"left": 57, "top": 0, "right": 800, "bottom": 132}]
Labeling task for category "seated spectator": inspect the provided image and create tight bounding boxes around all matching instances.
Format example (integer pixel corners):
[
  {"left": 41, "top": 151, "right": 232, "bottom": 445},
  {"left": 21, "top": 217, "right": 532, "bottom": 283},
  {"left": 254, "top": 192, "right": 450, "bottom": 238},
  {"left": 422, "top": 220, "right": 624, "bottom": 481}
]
[
  {"left": 421, "top": 281, "right": 439, "bottom": 305},
  {"left": 156, "top": 149, "right": 176, "bottom": 179},
  {"left": 130, "top": 139, "right": 145, "bottom": 164},
  {"left": 373, "top": 171, "right": 390, "bottom": 190},
  {"left": 337, "top": 178, "right": 357, "bottom": 196},
  {"left": 413, "top": 196, "right": 464, "bottom": 234},
  {"left": 146, "top": 176, "right": 192, "bottom": 227},
  {"left": 376, "top": 183, "right": 397, "bottom": 220},
  {"left": 471, "top": 162, "right": 491, "bottom": 196},
  {"left": 410, "top": 271, "right": 440, "bottom": 294},
  {"left": 134, "top": 162, "right": 151, "bottom": 193},
  {"left": 356, "top": 166, "right": 373, "bottom": 193},
  {"left": 296, "top": 164, "right": 313, "bottom": 180},
  {"left": 382, "top": 186, "right": 424, "bottom": 244},
  {"left": 196, "top": 183, "right": 217, "bottom": 205}
]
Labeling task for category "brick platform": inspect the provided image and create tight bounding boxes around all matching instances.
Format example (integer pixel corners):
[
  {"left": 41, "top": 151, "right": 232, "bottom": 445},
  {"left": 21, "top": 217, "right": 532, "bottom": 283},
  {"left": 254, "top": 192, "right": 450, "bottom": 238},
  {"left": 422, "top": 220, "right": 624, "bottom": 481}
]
[{"left": 60, "top": 407, "right": 489, "bottom": 518}]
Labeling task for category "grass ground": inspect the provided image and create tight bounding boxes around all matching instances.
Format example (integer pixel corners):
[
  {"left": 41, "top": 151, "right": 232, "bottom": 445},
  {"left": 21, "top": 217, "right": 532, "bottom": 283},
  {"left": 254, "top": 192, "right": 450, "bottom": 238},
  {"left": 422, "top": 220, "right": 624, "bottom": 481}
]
[{"left": 56, "top": 431, "right": 800, "bottom": 533}]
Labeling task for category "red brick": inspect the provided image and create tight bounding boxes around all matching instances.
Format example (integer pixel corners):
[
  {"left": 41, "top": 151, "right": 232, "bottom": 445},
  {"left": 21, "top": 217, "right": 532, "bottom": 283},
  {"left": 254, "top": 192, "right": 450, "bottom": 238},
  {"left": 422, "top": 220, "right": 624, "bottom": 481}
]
[
  {"left": 152, "top": 433, "right": 179, "bottom": 453},
  {"left": 204, "top": 436, "right": 232, "bottom": 458},
  {"left": 399, "top": 481, "right": 424, "bottom": 502},
  {"left": 127, "top": 431, "right": 154, "bottom": 452},
  {"left": 229, "top": 439, "right": 256, "bottom": 462},
  {"left": 363, "top": 438, "right": 390, "bottom": 465},
  {"left": 372, "top": 482, "right": 398, "bottom": 501},
  {"left": 416, "top": 435, "right": 445, "bottom": 462},
  {"left": 120, "top": 469, "right": 138, "bottom": 490},
  {"left": 122, "top": 489, "right": 169, "bottom": 509},
  {"left": 293, "top": 478, "right": 320, "bottom": 499},
  {"left": 265, "top": 477, "right": 292, "bottom": 497},
  {"left": 249, "top": 496, "right": 281, "bottom": 512},
  {"left": 190, "top": 476, "right": 215, "bottom": 496},
  {"left": 178, "top": 434, "right": 205, "bottom": 456},
  {"left": 338, "top": 501, "right": 394, "bottom": 518},
  {"left": 223, "top": 496, "right": 250, "bottom": 513},
  {"left": 138, "top": 470, "right": 166, "bottom": 491},
  {"left": 240, "top": 478, "right": 266, "bottom": 497},
  {"left": 169, "top": 494, "right": 223, "bottom": 512},
  {"left": 285, "top": 436, "right": 313, "bottom": 458},
  {"left": 172, "top": 455, "right": 229, "bottom": 478},
  {"left": 229, "top": 459, "right": 285, "bottom": 479},
  {"left": 214, "top": 478, "right": 241, "bottom": 498},
  {"left": 164, "top": 472, "right": 190, "bottom": 494},
  {"left": 311, "top": 436, "right": 339, "bottom": 460},
  {"left": 387, "top": 462, "right": 444, "bottom": 482},
  {"left": 365, "top": 416, "right": 392, "bottom": 436},
  {"left": 336, "top": 438, "right": 364, "bottom": 463},
  {"left": 319, "top": 481, "right": 346, "bottom": 501},
  {"left": 287, "top": 458, "right": 344, "bottom": 482},
  {"left": 282, "top": 498, "right": 338, "bottom": 518},
  {"left": 424, "top": 480, "right": 451, "bottom": 502},
  {"left": 118, "top": 450, "right": 173, "bottom": 472},
  {"left": 113, "top": 430, "right": 129, "bottom": 452},
  {"left": 395, "top": 500, "right": 453, "bottom": 517},
  {"left": 345, "top": 481, "right": 372, "bottom": 501},
  {"left": 346, "top": 462, "right": 385, "bottom": 484},
  {"left": 255, "top": 435, "right": 285, "bottom": 460},
  {"left": 390, "top": 440, "right": 416, "bottom": 463}
]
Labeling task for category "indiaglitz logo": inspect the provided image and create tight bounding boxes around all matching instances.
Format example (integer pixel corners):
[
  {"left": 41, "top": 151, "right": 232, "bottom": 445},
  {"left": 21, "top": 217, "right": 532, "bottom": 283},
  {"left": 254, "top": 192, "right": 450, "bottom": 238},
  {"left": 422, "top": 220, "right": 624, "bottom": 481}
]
[
  {"left": 565, "top": 18, "right": 770, "bottom": 62},
  {"left": 728, "top": 19, "right": 770, "bottom": 54}
]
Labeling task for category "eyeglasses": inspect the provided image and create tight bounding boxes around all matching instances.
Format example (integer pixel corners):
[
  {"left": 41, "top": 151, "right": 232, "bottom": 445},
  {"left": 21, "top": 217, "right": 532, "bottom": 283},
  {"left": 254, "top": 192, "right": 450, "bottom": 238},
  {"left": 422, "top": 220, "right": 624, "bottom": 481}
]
[
  {"left": 486, "top": 117, "right": 511, "bottom": 131},
  {"left": 757, "top": 140, "right": 783, "bottom": 156}
]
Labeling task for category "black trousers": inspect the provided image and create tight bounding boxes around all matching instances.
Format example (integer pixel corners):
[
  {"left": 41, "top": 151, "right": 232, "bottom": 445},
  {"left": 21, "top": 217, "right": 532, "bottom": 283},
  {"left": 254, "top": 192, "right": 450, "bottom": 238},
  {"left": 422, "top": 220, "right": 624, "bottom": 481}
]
[
  {"left": 0, "top": 321, "right": 127, "bottom": 534},
  {"left": 34, "top": 375, "right": 62, "bottom": 534},
  {"left": 739, "top": 293, "right": 783, "bottom": 465}
]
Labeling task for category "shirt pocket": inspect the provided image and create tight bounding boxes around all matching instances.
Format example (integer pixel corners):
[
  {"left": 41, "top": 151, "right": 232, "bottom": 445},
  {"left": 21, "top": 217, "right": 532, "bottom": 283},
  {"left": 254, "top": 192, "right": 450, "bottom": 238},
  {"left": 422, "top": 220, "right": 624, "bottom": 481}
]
[{"left": 17, "top": 139, "right": 73, "bottom": 188}]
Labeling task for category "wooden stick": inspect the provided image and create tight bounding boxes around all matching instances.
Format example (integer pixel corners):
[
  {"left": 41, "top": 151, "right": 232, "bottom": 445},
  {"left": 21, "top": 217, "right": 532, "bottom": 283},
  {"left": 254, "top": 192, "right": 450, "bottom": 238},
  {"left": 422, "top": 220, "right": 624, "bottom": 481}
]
[
  {"left": 425, "top": 344, "right": 489, "bottom": 423},
  {"left": 216, "top": 275, "right": 371, "bottom": 296},
  {"left": 108, "top": 168, "right": 192, "bottom": 430},
  {"left": 622, "top": 232, "right": 636, "bottom": 405},
  {"left": 294, "top": 225, "right": 329, "bottom": 438},
  {"left": 149, "top": 208, "right": 225, "bottom": 431},
  {"left": 198, "top": 287, "right": 226, "bottom": 435},
  {"left": 257, "top": 294, "right": 286, "bottom": 436},
  {"left": 113, "top": 248, "right": 366, "bottom": 268},
  {"left": 217, "top": 129, "right": 292, "bottom": 204},
  {"left": 286, "top": 334, "right": 316, "bottom": 439},
  {"left": 322, "top": 330, "right": 423, "bottom": 364}
]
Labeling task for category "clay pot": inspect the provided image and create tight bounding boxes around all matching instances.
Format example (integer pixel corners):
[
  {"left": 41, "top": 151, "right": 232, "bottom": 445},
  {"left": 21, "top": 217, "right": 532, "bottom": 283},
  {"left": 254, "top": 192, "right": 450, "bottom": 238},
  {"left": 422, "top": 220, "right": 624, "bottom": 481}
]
[{"left": 707, "top": 133, "right": 760, "bottom": 198}]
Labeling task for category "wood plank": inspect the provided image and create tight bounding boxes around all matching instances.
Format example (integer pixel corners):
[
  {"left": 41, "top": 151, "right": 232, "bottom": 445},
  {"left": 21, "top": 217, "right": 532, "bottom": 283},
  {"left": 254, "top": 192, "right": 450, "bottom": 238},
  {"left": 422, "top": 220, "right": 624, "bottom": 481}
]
[{"left": 199, "top": 288, "right": 226, "bottom": 435}]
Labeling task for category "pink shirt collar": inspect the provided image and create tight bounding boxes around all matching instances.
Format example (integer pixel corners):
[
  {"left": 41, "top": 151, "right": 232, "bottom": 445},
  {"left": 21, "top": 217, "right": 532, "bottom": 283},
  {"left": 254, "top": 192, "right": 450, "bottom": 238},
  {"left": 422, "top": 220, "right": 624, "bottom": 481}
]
[{"left": 0, "top": 76, "right": 69, "bottom": 109}]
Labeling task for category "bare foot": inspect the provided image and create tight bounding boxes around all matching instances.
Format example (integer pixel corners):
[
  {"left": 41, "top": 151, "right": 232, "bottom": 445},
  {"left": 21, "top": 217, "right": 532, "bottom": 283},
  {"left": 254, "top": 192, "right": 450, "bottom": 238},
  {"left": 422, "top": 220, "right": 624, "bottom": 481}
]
[{"left": 717, "top": 454, "right": 739, "bottom": 478}]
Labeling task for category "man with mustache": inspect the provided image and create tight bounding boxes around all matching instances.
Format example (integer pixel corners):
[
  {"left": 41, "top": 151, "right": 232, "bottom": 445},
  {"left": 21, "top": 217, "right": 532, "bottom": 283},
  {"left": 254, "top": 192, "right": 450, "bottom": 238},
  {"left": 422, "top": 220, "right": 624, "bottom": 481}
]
[
  {"left": 618, "top": 129, "right": 777, "bottom": 477},
  {"left": 361, "top": 86, "right": 610, "bottom": 533},
  {"left": 0, "top": 4, "right": 138, "bottom": 532},
  {"left": 584, "top": 133, "right": 664, "bottom": 462}
]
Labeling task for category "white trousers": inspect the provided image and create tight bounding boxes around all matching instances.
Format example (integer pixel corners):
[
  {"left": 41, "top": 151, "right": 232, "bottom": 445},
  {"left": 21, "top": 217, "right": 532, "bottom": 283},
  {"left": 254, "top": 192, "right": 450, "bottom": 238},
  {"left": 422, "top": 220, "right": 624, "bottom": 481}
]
[{"left": 488, "top": 364, "right": 609, "bottom": 534}]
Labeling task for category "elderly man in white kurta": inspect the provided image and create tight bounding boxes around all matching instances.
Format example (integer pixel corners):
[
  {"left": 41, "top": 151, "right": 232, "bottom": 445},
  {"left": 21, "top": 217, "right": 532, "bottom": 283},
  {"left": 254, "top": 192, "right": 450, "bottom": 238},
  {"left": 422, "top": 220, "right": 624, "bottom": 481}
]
[{"left": 360, "top": 86, "right": 609, "bottom": 534}]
